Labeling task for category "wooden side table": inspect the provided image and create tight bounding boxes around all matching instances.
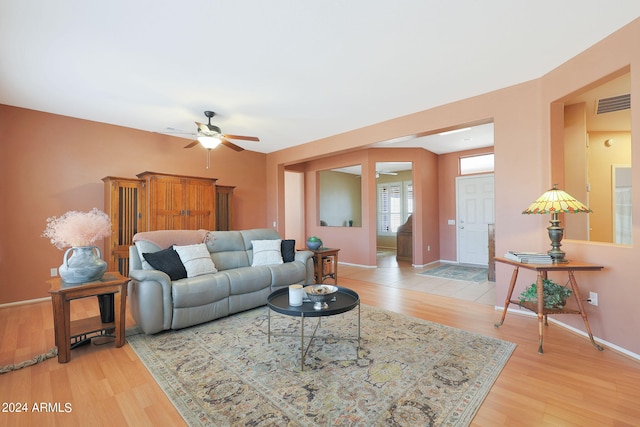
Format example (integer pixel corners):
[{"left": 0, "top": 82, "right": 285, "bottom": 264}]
[
  {"left": 308, "top": 248, "right": 340, "bottom": 284},
  {"left": 47, "top": 272, "right": 128, "bottom": 363},
  {"left": 494, "top": 257, "right": 604, "bottom": 354}
]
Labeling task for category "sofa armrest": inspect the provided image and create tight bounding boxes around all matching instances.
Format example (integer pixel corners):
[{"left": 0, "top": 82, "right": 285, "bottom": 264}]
[
  {"left": 128, "top": 269, "right": 173, "bottom": 334},
  {"left": 129, "top": 269, "right": 171, "bottom": 286},
  {"left": 294, "top": 249, "right": 313, "bottom": 264},
  {"left": 295, "top": 250, "right": 315, "bottom": 284}
]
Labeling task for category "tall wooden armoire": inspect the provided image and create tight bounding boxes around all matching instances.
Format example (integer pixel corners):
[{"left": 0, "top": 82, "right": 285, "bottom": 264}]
[{"left": 104, "top": 172, "right": 236, "bottom": 276}]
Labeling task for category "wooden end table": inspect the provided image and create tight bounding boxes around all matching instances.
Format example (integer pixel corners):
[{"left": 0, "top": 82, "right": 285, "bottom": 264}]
[
  {"left": 494, "top": 257, "right": 604, "bottom": 354},
  {"left": 48, "top": 272, "right": 128, "bottom": 363},
  {"left": 308, "top": 247, "right": 340, "bottom": 284}
]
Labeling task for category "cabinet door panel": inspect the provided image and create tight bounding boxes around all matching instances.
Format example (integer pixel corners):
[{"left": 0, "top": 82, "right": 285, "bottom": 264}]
[
  {"left": 184, "top": 178, "right": 215, "bottom": 230},
  {"left": 151, "top": 177, "right": 185, "bottom": 230},
  {"left": 103, "top": 177, "right": 146, "bottom": 276},
  {"left": 216, "top": 185, "right": 234, "bottom": 231}
]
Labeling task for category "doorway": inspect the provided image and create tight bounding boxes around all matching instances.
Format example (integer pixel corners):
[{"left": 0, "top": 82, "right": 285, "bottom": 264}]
[
  {"left": 456, "top": 174, "right": 495, "bottom": 265},
  {"left": 374, "top": 162, "right": 413, "bottom": 260}
]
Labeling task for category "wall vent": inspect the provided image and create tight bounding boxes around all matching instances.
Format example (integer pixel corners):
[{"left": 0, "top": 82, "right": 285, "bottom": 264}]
[{"left": 596, "top": 93, "right": 630, "bottom": 114}]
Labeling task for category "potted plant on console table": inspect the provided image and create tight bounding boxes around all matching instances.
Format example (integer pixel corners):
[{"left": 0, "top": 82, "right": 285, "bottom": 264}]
[{"left": 518, "top": 278, "right": 573, "bottom": 310}]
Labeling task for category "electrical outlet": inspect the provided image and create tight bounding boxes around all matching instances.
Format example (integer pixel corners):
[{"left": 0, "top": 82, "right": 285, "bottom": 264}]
[
  {"left": 427, "top": 245, "right": 431, "bottom": 251},
  {"left": 588, "top": 291, "right": 598, "bottom": 306},
  {"left": 50, "top": 268, "right": 58, "bottom": 277}
]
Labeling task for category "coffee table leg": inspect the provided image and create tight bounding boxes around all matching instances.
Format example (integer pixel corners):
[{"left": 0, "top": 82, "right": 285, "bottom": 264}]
[
  {"left": 300, "top": 313, "right": 305, "bottom": 371},
  {"left": 357, "top": 302, "right": 361, "bottom": 351},
  {"left": 267, "top": 308, "right": 271, "bottom": 343}
]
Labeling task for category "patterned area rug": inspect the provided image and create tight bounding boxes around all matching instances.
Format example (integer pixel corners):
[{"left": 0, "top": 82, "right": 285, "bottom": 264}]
[
  {"left": 127, "top": 305, "right": 515, "bottom": 426},
  {"left": 419, "top": 264, "right": 489, "bottom": 283}
]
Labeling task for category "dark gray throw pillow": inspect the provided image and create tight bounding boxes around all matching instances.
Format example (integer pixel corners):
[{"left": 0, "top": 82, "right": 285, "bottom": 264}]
[
  {"left": 281, "top": 239, "right": 296, "bottom": 262},
  {"left": 143, "top": 247, "right": 187, "bottom": 281}
]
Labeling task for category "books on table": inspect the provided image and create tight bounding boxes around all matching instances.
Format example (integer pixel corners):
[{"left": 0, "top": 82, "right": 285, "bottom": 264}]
[{"left": 503, "top": 251, "right": 553, "bottom": 264}]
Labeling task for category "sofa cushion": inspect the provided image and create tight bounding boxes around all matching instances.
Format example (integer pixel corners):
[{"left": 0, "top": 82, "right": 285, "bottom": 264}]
[
  {"left": 251, "top": 239, "right": 283, "bottom": 266},
  {"left": 133, "top": 229, "right": 208, "bottom": 249},
  {"left": 225, "top": 266, "right": 273, "bottom": 295},
  {"left": 206, "top": 231, "right": 250, "bottom": 271},
  {"left": 171, "top": 273, "right": 230, "bottom": 308},
  {"left": 134, "top": 240, "right": 163, "bottom": 270},
  {"left": 142, "top": 247, "right": 187, "bottom": 281},
  {"left": 281, "top": 239, "right": 296, "bottom": 262},
  {"left": 174, "top": 243, "right": 218, "bottom": 278}
]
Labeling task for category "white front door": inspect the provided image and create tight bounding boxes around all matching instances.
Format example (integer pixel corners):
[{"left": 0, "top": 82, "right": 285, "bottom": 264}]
[{"left": 456, "top": 174, "right": 495, "bottom": 265}]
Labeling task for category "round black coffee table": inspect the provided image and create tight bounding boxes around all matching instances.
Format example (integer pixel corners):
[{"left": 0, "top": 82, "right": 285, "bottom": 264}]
[{"left": 267, "top": 286, "right": 360, "bottom": 370}]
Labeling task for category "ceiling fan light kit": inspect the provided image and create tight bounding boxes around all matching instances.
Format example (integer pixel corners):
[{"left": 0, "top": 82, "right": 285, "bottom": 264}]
[{"left": 197, "top": 135, "right": 222, "bottom": 149}]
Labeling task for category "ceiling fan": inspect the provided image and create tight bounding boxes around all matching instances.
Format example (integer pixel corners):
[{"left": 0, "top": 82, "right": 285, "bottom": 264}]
[{"left": 183, "top": 111, "right": 260, "bottom": 152}]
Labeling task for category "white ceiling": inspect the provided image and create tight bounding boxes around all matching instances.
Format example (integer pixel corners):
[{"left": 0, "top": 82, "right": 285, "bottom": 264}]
[{"left": 1, "top": 1, "right": 639, "bottom": 154}]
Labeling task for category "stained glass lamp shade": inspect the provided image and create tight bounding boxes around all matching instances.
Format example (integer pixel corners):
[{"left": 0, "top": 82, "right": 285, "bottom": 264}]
[{"left": 522, "top": 185, "right": 592, "bottom": 262}]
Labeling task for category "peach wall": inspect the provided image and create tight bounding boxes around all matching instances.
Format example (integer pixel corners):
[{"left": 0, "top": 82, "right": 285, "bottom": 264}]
[
  {"left": 268, "top": 18, "right": 640, "bottom": 355},
  {"left": 542, "top": 18, "right": 640, "bottom": 354},
  {"left": 0, "top": 106, "right": 268, "bottom": 304}
]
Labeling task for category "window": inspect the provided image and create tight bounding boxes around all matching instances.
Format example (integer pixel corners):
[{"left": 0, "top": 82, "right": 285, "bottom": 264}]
[
  {"left": 378, "top": 181, "right": 412, "bottom": 235},
  {"left": 460, "top": 153, "right": 494, "bottom": 175}
]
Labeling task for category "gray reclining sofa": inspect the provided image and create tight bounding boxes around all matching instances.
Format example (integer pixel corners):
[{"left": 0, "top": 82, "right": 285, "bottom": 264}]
[{"left": 128, "top": 228, "right": 314, "bottom": 334}]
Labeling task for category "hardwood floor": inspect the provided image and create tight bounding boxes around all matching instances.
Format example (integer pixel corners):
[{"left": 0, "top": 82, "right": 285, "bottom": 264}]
[{"left": 1, "top": 270, "right": 639, "bottom": 426}]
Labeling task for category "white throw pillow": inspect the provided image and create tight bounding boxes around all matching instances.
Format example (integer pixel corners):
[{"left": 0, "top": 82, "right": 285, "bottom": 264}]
[
  {"left": 173, "top": 243, "right": 217, "bottom": 278},
  {"left": 251, "top": 239, "right": 283, "bottom": 266}
]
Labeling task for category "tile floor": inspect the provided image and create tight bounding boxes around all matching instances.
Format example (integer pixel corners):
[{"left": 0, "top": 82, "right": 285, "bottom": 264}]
[{"left": 338, "top": 249, "right": 496, "bottom": 306}]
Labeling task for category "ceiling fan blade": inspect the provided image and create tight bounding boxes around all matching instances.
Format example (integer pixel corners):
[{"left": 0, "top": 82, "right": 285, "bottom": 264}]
[
  {"left": 223, "top": 134, "right": 260, "bottom": 142},
  {"left": 184, "top": 140, "right": 199, "bottom": 148},
  {"left": 221, "top": 138, "right": 244, "bottom": 152},
  {"left": 163, "top": 127, "right": 195, "bottom": 135}
]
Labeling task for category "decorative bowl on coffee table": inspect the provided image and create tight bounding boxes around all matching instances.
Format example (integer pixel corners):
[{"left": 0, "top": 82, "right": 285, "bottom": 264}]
[{"left": 304, "top": 284, "right": 338, "bottom": 310}]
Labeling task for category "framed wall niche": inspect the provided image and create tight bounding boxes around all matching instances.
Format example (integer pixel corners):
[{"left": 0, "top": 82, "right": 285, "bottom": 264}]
[
  {"left": 552, "top": 69, "right": 632, "bottom": 244},
  {"left": 318, "top": 165, "right": 362, "bottom": 227}
]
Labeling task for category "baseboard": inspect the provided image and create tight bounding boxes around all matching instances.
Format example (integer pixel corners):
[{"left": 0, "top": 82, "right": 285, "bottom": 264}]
[
  {"left": 0, "top": 296, "right": 51, "bottom": 309},
  {"left": 494, "top": 305, "right": 640, "bottom": 362},
  {"left": 338, "top": 261, "right": 377, "bottom": 269},
  {"left": 412, "top": 260, "right": 440, "bottom": 268}
]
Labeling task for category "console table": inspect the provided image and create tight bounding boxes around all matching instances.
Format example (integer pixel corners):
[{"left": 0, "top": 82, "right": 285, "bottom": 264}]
[
  {"left": 48, "top": 272, "right": 128, "bottom": 363},
  {"left": 309, "top": 247, "right": 340, "bottom": 284},
  {"left": 494, "top": 257, "right": 604, "bottom": 354}
]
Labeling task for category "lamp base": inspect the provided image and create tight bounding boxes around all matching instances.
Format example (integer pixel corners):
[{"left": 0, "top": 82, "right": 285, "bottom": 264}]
[
  {"left": 548, "top": 251, "right": 569, "bottom": 263},
  {"left": 547, "top": 215, "right": 567, "bottom": 263}
]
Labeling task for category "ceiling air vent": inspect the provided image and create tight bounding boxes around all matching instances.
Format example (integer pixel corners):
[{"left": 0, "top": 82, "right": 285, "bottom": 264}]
[{"left": 596, "top": 93, "right": 630, "bottom": 114}]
